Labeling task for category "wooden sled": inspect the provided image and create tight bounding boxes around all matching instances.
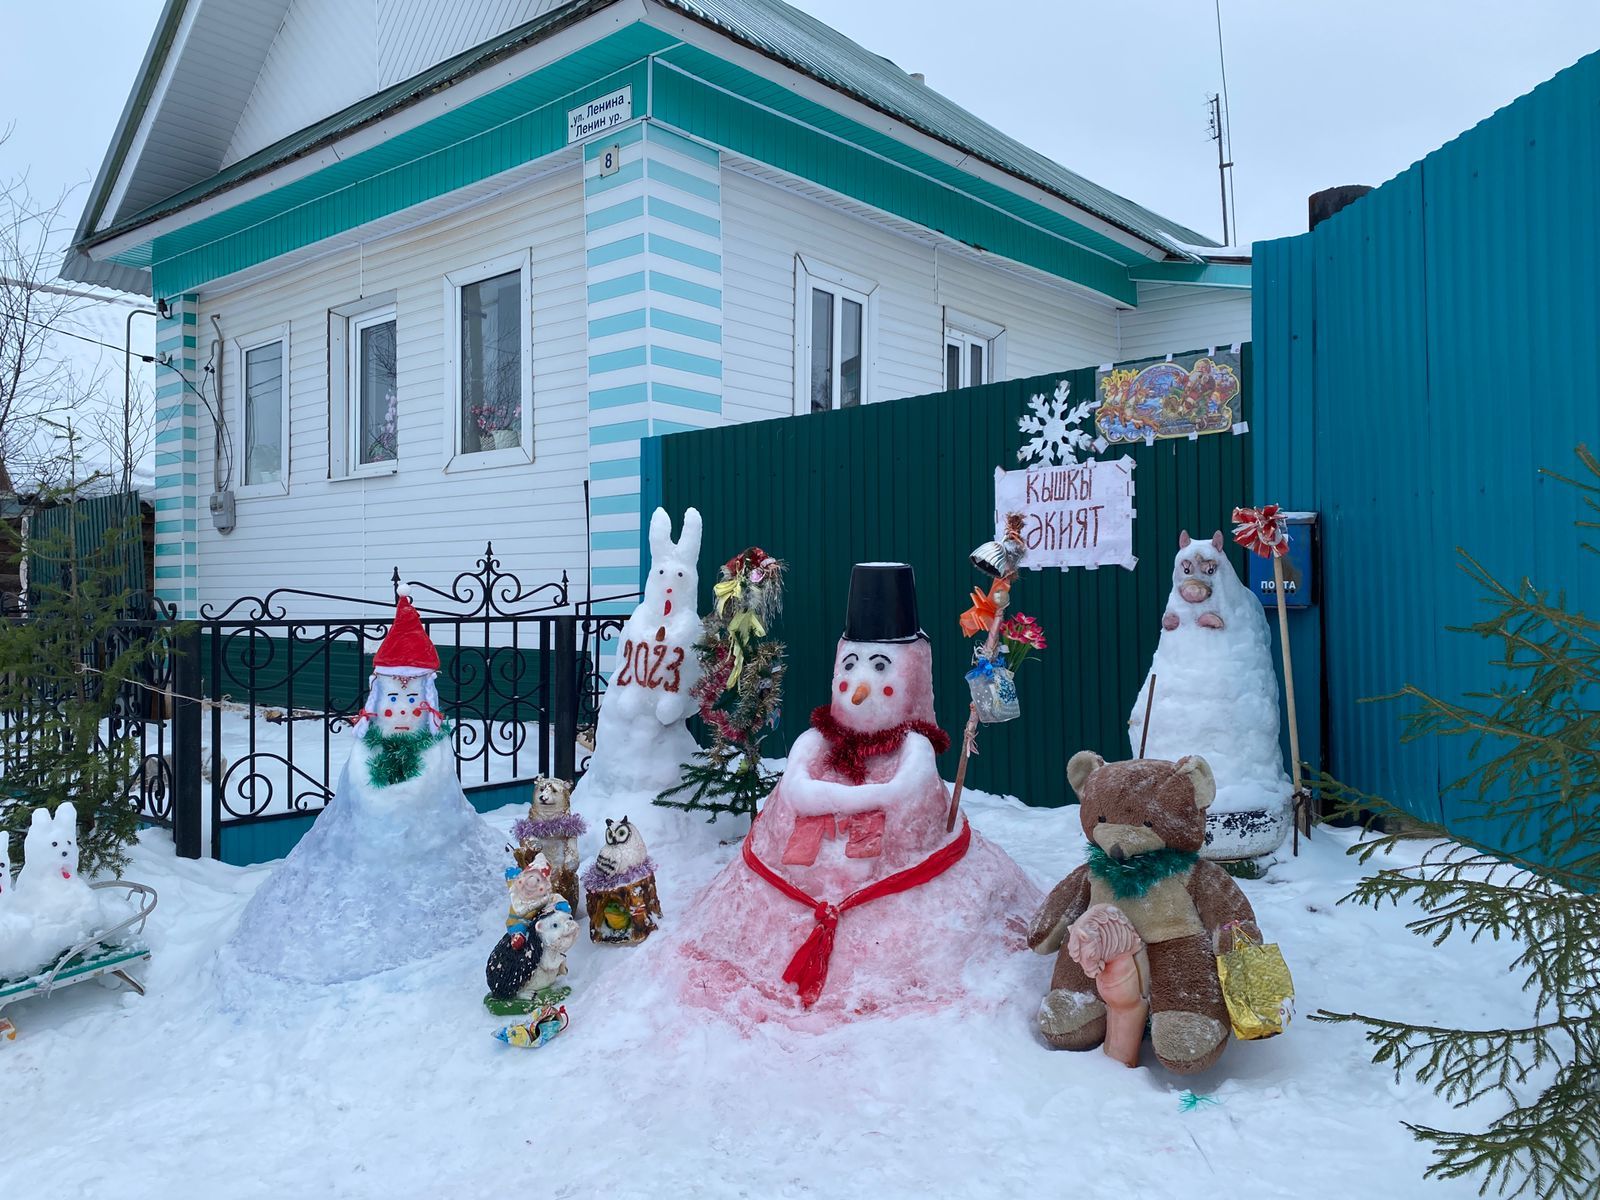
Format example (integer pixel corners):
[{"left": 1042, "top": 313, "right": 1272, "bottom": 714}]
[{"left": 0, "top": 880, "right": 157, "bottom": 1042}]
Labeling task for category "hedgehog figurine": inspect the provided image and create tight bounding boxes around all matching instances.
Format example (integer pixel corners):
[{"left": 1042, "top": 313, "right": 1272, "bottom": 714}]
[{"left": 581, "top": 817, "right": 662, "bottom": 946}]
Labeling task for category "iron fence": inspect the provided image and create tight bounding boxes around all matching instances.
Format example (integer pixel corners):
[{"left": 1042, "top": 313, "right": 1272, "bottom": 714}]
[{"left": 3, "top": 547, "right": 630, "bottom": 860}]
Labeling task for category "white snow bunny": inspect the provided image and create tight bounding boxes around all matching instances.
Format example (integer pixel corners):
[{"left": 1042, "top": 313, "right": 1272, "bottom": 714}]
[
  {"left": 631, "top": 507, "right": 704, "bottom": 726},
  {"left": 576, "top": 508, "right": 704, "bottom": 801},
  {"left": 0, "top": 804, "right": 103, "bottom": 980}
]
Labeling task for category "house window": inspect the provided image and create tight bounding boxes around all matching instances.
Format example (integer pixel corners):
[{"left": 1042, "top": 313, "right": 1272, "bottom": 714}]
[
  {"left": 445, "top": 250, "right": 533, "bottom": 466},
  {"left": 350, "top": 308, "right": 397, "bottom": 467},
  {"left": 797, "top": 257, "right": 875, "bottom": 413},
  {"left": 236, "top": 325, "right": 289, "bottom": 492},
  {"left": 943, "top": 310, "right": 1006, "bottom": 390}
]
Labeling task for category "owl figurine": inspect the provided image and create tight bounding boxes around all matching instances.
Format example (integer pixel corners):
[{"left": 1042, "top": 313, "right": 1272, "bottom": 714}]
[{"left": 581, "top": 817, "right": 662, "bottom": 946}]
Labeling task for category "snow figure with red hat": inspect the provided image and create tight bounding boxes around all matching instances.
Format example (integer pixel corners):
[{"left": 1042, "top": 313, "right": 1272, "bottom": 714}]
[
  {"left": 670, "top": 564, "right": 1041, "bottom": 1027},
  {"left": 573, "top": 507, "right": 703, "bottom": 805},
  {"left": 222, "top": 587, "right": 502, "bottom": 984}
]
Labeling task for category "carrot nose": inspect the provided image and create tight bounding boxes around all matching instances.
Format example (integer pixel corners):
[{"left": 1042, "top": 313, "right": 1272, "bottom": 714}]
[{"left": 851, "top": 682, "right": 871, "bottom": 705}]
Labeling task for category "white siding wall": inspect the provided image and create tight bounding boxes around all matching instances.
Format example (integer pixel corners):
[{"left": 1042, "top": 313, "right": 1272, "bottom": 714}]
[
  {"left": 376, "top": 0, "right": 566, "bottom": 87},
  {"left": 720, "top": 167, "right": 1124, "bottom": 423},
  {"left": 224, "top": 0, "right": 570, "bottom": 166},
  {"left": 225, "top": 0, "right": 377, "bottom": 167},
  {"left": 193, "top": 166, "right": 589, "bottom": 616},
  {"left": 1117, "top": 282, "right": 1252, "bottom": 361}
]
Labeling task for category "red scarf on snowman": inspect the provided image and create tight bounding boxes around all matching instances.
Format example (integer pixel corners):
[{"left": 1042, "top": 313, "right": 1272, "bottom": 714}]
[
  {"left": 738, "top": 705, "right": 965, "bottom": 1008},
  {"left": 807, "top": 704, "right": 951, "bottom": 784}
]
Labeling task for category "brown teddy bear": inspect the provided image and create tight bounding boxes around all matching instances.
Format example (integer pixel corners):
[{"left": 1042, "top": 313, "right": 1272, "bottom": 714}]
[{"left": 1027, "top": 751, "right": 1261, "bottom": 1073}]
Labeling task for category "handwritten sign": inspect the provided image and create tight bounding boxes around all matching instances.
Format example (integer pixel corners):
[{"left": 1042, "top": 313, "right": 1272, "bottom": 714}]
[
  {"left": 993, "top": 458, "right": 1137, "bottom": 570},
  {"left": 568, "top": 86, "right": 633, "bottom": 143}
]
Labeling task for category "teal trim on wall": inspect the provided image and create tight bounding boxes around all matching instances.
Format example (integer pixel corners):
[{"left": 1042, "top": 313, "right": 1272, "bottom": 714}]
[
  {"left": 649, "top": 51, "right": 1139, "bottom": 302},
  {"left": 120, "top": 19, "right": 1153, "bottom": 302},
  {"left": 647, "top": 158, "right": 721, "bottom": 203},
  {"left": 588, "top": 271, "right": 648, "bottom": 303},
  {"left": 143, "top": 34, "right": 668, "bottom": 294},
  {"left": 650, "top": 309, "right": 721, "bottom": 343},
  {"left": 590, "top": 309, "right": 648, "bottom": 338},
  {"left": 648, "top": 197, "right": 720, "bottom": 238},
  {"left": 648, "top": 271, "right": 721, "bottom": 309},
  {"left": 650, "top": 345, "right": 721, "bottom": 377},
  {"left": 590, "top": 457, "right": 643, "bottom": 480},
  {"left": 652, "top": 382, "right": 721, "bottom": 411},
  {"left": 590, "top": 491, "right": 641, "bottom": 516}
]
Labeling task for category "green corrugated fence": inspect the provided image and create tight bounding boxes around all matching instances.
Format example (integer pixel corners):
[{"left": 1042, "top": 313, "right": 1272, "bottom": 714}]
[{"left": 647, "top": 357, "right": 1255, "bottom": 808}]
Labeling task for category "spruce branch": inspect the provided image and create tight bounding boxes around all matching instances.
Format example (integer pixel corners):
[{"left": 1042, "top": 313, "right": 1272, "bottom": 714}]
[{"left": 1313, "top": 447, "right": 1600, "bottom": 1200}]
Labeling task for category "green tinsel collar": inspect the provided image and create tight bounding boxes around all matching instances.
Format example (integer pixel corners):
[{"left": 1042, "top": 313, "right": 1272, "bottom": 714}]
[
  {"left": 1085, "top": 843, "right": 1198, "bottom": 899},
  {"left": 362, "top": 723, "right": 450, "bottom": 789}
]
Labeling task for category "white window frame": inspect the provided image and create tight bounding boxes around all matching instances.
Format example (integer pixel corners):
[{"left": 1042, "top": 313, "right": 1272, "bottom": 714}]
[
  {"left": 943, "top": 308, "right": 1007, "bottom": 390},
  {"left": 233, "top": 323, "right": 290, "bottom": 498},
  {"left": 443, "top": 249, "right": 534, "bottom": 471},
  {"left": 328, "top": 294, "right": 398, "bottom": 480},
  {"left": 795, "top": 255, "right": 877, "bottom": 414}
]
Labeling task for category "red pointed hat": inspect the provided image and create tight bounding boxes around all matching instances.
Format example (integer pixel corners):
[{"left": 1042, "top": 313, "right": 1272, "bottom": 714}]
[{"left": 373, "top": 586, "right": 440, "bottom": 675}]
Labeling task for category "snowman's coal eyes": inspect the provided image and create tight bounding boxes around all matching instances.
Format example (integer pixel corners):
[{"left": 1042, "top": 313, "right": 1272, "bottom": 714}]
[
  {"left": 842, "top": 653, "right": 859, "bottom": 670},
  {"left": 676, "top": 571, "right": 683, "bottom": 577}
]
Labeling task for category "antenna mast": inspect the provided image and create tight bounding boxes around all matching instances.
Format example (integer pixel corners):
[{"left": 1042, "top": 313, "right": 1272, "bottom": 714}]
[{"left": 1210, "top": 0, "right": 1238, "bottom": 245}]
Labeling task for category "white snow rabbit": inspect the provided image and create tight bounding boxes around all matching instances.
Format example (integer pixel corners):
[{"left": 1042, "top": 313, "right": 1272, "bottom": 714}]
[
  {"left": 618, "top": 507, "right": 704, "bottom": 726},
  {"left": 0, "top": 804, "right": 103, "bottom": 979}
]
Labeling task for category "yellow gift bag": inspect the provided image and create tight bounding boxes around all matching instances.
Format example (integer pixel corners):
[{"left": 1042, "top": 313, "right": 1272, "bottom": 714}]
[{"left": 1215, "top": 925, "right": 1295, "bottom": 1040}]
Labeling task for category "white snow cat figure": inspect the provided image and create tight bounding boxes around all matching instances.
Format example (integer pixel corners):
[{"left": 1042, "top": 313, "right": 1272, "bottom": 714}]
[
  {"left": 576, "top": 507, "right": 703, "bottom": 802},
  {"left": 1128, "top": 530, "right": 1293, "bottom": 861}
]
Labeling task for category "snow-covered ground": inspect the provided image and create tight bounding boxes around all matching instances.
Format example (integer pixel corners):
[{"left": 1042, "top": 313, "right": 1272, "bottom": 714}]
[{"left": 5, "top": 789, "right": 1530, "bottom": 1199}]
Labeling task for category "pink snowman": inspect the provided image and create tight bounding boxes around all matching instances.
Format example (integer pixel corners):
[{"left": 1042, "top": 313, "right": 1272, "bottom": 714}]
[{"left": 670, "top": 564, "right": 1040, "bottom": 1025}]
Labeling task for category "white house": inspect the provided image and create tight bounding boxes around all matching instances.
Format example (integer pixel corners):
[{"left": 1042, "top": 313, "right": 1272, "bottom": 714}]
[{"left": 65, "top": 0, "right": 1250, "bottom": 618}]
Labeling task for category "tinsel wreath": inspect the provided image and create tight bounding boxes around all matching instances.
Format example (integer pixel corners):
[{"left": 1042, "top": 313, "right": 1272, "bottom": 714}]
[
  {"left": 363, "top": 722, "right": 452, "bottom": 788},
  {"left": 1084, "top": 843, "right": 1198, "bottom": 900},
  {"left": 808, "top": 706, "right": 951, "bottom": 786}
]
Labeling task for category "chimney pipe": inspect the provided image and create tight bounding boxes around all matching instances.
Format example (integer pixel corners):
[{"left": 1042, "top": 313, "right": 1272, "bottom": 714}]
[
  {"left": 910, "top": 72, "right": 926, "bottom": 84},
  {"left": 1309, "top": 185, "right": 1373, "bottom": 230}
]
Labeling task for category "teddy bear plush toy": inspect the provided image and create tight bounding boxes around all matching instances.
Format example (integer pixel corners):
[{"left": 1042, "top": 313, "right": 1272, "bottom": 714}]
[{"left": 1027, "top": 751, "right": 1261, "bottom": 1073}]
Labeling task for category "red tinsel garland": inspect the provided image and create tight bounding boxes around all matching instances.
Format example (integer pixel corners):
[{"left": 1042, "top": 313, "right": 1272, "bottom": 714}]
[{"left": 809, "top": 705, "right": 952, "bottom": 785}]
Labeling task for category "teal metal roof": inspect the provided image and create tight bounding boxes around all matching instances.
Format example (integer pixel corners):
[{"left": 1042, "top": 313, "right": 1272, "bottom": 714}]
[{"left": 78, "top": 0, "right": 1210, "bottom": 268}]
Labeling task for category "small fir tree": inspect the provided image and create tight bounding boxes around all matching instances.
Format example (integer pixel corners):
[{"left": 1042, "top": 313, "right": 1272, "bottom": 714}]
[
  {"left": 0, "top": 445, "right": 166, "bottom": 874},
  {"left": 1314, "top": 446, "right": 1600, "bottom": 1200},
  {"left": 657, "top": 548, "right": 785, "bottom": 820}
]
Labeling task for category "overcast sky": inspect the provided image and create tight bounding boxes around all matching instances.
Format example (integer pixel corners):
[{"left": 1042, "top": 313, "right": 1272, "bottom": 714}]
[{"left": 3, "top": 0, "right": 1599, "bottom": 257}]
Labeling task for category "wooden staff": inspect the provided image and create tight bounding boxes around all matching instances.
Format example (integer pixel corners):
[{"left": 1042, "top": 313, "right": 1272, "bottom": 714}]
[
  {"left": 1234, "top": 505, "right": 1310, "bottom": 855},
  {"left": 946, "top": 575, "right": 1012, "bottom": 833},
  {"left": 1272, "top": 554, "right": 1309, "bottom": 852},
  {"left": 1137, "top": 675, "right": 1157, "bottom": 758}
]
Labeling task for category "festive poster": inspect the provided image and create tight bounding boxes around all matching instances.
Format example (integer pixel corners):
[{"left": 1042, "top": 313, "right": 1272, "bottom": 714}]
[
  {"left": 993, "top": 458, "right": 1137, "bottom": 571},
  {"left": 1094, "top": 351, "right": 1241, "bottom": 444}
]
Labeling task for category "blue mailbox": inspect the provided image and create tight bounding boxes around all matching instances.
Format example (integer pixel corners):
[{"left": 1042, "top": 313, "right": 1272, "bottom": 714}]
[{"left": 1247, "top": 511, "right": 1317, "bottom": 609}]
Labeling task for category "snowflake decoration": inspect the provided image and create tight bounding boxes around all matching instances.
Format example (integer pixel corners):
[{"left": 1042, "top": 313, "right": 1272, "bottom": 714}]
[{"left": 1017, "top": 380, "right": 1095, "bottom": 466}]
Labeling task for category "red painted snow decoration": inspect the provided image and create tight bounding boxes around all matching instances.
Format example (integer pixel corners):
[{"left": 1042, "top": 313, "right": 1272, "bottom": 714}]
[
  {"left": 1231, "top": 504, "right": 1289, "bottom": 559},
  {"left": 373, "top": 588, "right": 441, "bottom": 673},
  {"left": 743, "top": 814, "right": 973, "bottom": 1007},
  {"left": 809, "top": 705, "right": 951, "bottom": 786}
]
